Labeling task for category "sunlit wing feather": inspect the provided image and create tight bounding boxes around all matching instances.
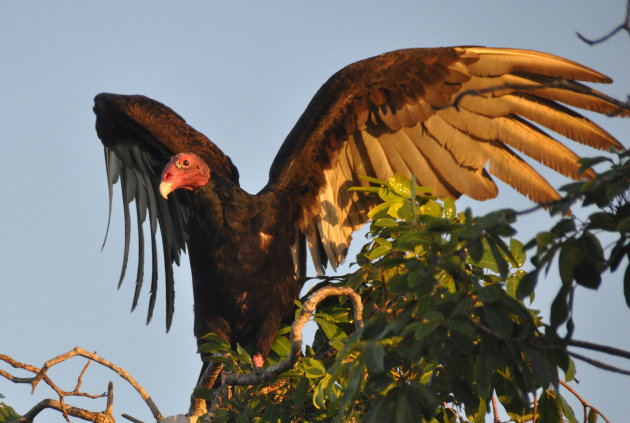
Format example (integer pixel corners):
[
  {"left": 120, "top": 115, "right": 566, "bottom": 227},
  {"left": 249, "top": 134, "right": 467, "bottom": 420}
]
[{"left": 266, "top": 47, "right": 628, "bottom": 271}]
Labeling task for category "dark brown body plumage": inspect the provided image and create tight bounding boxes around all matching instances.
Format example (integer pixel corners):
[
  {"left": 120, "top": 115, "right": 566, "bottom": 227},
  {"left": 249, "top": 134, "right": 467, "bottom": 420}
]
[
  {"left": 187, "top": 177, "right": 299, "bottom": 359},
  {"left": 93, "top": 47, "right": 627, "bottom": 366}
]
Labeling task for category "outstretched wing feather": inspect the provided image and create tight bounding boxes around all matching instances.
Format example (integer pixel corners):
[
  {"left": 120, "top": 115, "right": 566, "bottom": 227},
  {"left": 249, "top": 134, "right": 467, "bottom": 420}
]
[
  {"left": 94, "top": 93, "right": 236, "bottom": 330},
  {"left": 265, "top": 47, "right": 628, "bottom": 270}
]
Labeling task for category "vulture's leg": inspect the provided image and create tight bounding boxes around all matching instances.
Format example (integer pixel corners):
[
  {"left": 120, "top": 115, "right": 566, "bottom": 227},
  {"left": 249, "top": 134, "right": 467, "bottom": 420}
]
[{"left": 253, "top": 312, "right": 283, "bottom": 369}]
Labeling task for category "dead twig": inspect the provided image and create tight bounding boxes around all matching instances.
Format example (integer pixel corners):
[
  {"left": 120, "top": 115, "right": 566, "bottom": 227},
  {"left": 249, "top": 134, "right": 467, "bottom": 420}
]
[
  {"left": 559, "top": 380, "right": 610, "bottom": 423},
  {"left": 201, "top": 384, "right": 229, "bottom": 422},
  {"left": 18, "top": 398, "right": 114, "bottom": 423},
  {"left": 186, "top": 362, "right": 224, "bottom": 422},
  {"left": 491, "top": 394, "right": 501, "bottom": 423},
  {"left": 577, "top": 0, "right": 630, "bottom": 45},
  {"left": 1, "top": 347, "right": 163, "bottom": 422},
  {"left": 12, "top": 382, "right": 115, "bottom": 423}
]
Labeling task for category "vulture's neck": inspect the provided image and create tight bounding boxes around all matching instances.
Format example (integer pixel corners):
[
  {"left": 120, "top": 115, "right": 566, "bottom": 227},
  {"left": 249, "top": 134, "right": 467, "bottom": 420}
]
[{"left": 191, "top": 171, "right": 272, "bottom": 234}]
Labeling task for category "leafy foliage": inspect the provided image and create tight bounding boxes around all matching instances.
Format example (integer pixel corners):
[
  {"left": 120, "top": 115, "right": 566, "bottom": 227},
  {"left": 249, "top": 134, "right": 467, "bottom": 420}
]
[
  {"left": 524, "top": 150, "right": 630, "bottom": 339},
  {"left": 5, "top": 151, "right": 629, "bottom": 421},
  {"left": 194, "top": 150, "right": 630, "bottom": 422},
  {"left": 0, "top": 402, "right": 20, "bottom": 423}
]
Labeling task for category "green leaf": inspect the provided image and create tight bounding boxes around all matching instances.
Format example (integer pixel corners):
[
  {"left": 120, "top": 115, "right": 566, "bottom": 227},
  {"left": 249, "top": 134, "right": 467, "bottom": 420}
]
[
  {"left": 420, "top": 215, "right": 459, "bottom": 232},
  {"left": 588, "top": 212, "right": 618, "bottom": 231},
  {"left": 538, "top": 391, "right": 562, "bottom": 423},
  {"left": 468, "top": 236, "right": 508, "bottom": 277},
  {"left": 477, "top": 285, "right": 501, "bottom": 304},
  {"left": 481, "top": 303, "right": 513, "bottom": 337},
  {"left": 468, "top": 238, "right": 484, "bottom": 262},
  {"left": 387, "top": 201, "right": 407, "bottom": 219},
  {"left": 388, "top": 173, "right": 413, "bottom": 198},
  {"left": 414, "top": 312, "right": 443, "bottom": 340},
  {"left": 573, "top": 233, "right": 604, "bottom": 289},
  {"left": 558, "top": 393, "right": 579, "bottom": 423},
  {"left": 444, "top": 197, "right": 456, "bottom": 220},
  {"left": 573, "top": 261, "right": 602, "bottom": 289},
  {"left": 395, "top": 392, "right": 413, "bottom": 423},
  {"left": 312, "top": 375, "right": 328, "bottom": 409},
  {"left": 198, "top": 333, "right": 231, "bottom": 353},
  {"left": 608, "top": 238, "right": 628, "bottom": 271},
  {"left": 587, "top": 408, "right": 598, "bottom": 423},
  {"left": 193, "top": 387, "right": 216, "bottom": 400},
  {"left": 558, "top": 238, "right": 579, "bottom": 285},
  {"left": 0, "top": 403, "right": 20, "bottom": 422},
  {"left": 449, "top": 318, "right": 474, "bottom": 337},
  {"left": 303, "top": 357, "right": 327, "bottom": 379},
  {"left": 365, "top": 342, "right": 385, "bottom": 374},
  {"left": 198, "top": 341, "right": 231, "bottom": 355},
  {"left": 509, "top": 238, "right": 526, "bottom": 267},
  {"left": 624, "top": 265, "right": 630, "bottom": 308},
  {"left": 366, "top": 244, "right": 391, "bottom": 260},
  {"left": 473, "top": 395, "right": 488, "bottom": 423},
  {"left": 358, "top": 174, "right": 387, "bottom": 185},
  {"left": 374, "top": 217, "right": 399, "bottom": 228},
  {"left": 292, "top": 377, "right": 310, "bottom": 409},
  {"left": 235, "top": 343, "right": 253, "bottom": 366},
  {"left": 550, "top": 284, "right": 571, "bottom": 331},
  {"left": 506, "top": 270, "right": 526, "bottom": 299},
  {"left": 270, "top": 335, "right": 291, "bottom": 357},
  {"left": 461, "top": 224, "right": 484, "bottom": 241},
  {"left": 618, "top": 216, "right": 630, "bottom": 233},
  {"left": 467, "top": 237, "right": 497, "bottom": 272},
  {"left": 420, "top": 200, "right": 443, "bottom": 218},
  {"left": 564, "top": 357, "right": 576, "bottom": 382},
  {"left": 315, "top": 317, "right": 344, "bottom": 341},
  {"left": 368, "top": 201, "right": 392, "bottom": 220},
  {"left": 551, "top": 218, "right": 576, "bottom": 236},
  {"left": 578, "top": 155, "right": 612, "bottom": 170},
  {"left": 558, "top": 233, "right": 604, "bottom": 289},
  {"left": 516, "top": 270, "right": 538, "bottom": 300},
  {"left": 342, "top": 361, "right": 367, "bottom": 413},
  {"left": 535, "top": 231, "right": 556, "bottom": 251},
  {"left": 487, "top": 236, "right": 509, "bottom": 279},
  {"left": 348, "top": 185, "right": 381, "bottom": 193},
  {"left": 606, "top": 180, "right": 630, "bottom": 199}
]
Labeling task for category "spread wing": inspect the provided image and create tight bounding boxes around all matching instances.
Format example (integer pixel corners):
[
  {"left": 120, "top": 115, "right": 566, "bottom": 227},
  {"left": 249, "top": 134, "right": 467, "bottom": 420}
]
[
  {"left": 265, "top": 47, "right": 628, "bottom": 274},
  {"left": 93, "top": 93, "right": 239, "bottom": 330}
]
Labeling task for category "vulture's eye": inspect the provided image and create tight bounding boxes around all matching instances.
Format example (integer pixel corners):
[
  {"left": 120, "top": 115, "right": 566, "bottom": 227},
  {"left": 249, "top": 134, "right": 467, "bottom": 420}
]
[{"left": 182, "top": 159, "right": 190, "bottom": 167}]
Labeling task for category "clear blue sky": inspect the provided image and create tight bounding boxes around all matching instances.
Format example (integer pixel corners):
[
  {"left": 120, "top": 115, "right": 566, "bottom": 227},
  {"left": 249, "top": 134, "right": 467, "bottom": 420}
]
[{"left": 1, "top": 1, "right": 629, "bottom": 422}]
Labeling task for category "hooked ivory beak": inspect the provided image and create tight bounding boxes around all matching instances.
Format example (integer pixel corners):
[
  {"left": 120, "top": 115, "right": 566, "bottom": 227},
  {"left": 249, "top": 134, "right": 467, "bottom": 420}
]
[{"left": 159, "top": 181, "right": 173, "bottom": 199}]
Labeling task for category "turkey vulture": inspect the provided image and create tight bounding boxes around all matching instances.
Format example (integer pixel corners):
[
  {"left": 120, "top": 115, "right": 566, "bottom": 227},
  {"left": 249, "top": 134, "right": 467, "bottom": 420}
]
[{"left": 93, "top": 47, "right": 627, "bottom": 367}]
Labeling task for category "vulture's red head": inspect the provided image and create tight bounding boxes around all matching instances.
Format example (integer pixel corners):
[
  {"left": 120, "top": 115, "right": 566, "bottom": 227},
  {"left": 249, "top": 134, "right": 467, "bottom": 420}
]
[{"left": 159, "top": 153, "right": 210, "bottom": 199}]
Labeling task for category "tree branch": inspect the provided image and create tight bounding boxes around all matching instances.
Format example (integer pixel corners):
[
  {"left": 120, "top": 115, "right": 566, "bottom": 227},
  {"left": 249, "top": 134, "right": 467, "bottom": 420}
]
[
  {"left": 18, "top": 398, "right": 114, "bottom": 423},
  {"left": 559, "top": 380, "right": 610, "bottom": 423},
  {"left": 224, "top": 286, "right": 363, "bottom": 387},
  {"left": 567, "top": 350, "right": 630, "bottom": 376},
  {"left": 576, "top": 0, "right": 630, "bottom": 46},
  {"left": 186, "top": 363, "right": 224, "bottom": 422},
  {"left": 1, "top": 347, "right": 163, "bottom": 422},
  {"left": 200, "top": 285, "right": 364, "bottom": 423},
  {"left": 569, "top": 338, "right": 630, "bottom": 360},
  {"left": 491, "top": 394, "right": 500, "bottom": 423}
]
